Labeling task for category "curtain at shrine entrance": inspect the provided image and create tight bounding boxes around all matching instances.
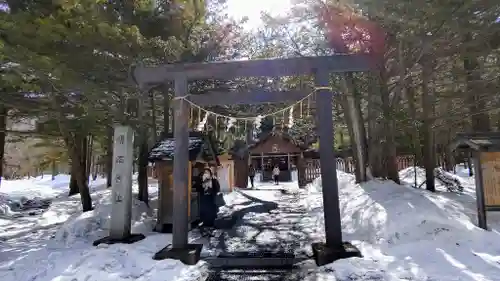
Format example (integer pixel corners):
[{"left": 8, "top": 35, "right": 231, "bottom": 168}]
[{"left": 217, "top": 163, "right": 232, "bottom": 193}]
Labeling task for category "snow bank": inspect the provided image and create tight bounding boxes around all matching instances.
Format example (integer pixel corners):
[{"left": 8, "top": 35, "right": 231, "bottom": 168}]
[
  {"left": 1, "top": 177, "right": 207, "bottom": 281},
  {"left": 303, "top": 171, "right": 500, "bottom": 281},
  {"left": 2, "top": 232, "right": 208, "bottom": 281},
  {"left": 0, "top": 174, "right": 106, "bottom": 216},
  {"left": 54, "top": 190, "right": 155, "bottom": 246},
  {"left": 44, "top": 239, "right": 209, "bottom": 281},
  {"left": 400, "top": 166, "right": 468, "bottom": 192}
]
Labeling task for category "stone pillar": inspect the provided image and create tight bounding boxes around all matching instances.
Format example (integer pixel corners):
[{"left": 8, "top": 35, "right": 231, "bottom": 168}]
[
  {"left": 109, "top": 125, "right": 135, "bottom": 239},
  {"left": 93, "top": 125, "right": 145, "bottom": 246}
]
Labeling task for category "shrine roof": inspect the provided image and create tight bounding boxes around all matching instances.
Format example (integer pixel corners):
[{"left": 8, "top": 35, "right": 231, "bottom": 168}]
[
  {"left": 248, "top": 130, "right": 308, "bottom": 151},
  {"left": 148, "top": 131, "right": 219, "bottom": 163},
  {"left": 451, "top": 132, "right": 500, "bottom": 152}
]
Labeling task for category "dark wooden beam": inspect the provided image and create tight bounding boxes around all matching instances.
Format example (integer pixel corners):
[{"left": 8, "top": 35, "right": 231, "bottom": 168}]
[
  {"left": 132, "top": 54, "right": 373, "bottom": 85},
  {"left": 314, "top": 70, "right": 343, "bottom": 247},
  {"left": 172, "top": 76, "right": 190, "bottom": 248},
  {"left": 188, "top": 90, "right": 310, "bottom": 106}
]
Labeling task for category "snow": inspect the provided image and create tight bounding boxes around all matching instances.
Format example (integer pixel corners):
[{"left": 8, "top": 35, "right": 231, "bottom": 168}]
[
  {"left": 301, "top": 167, "right": 500, "bottom": 281},
  {"left": 0, "top": 176, "right": 107, "bottom": 238},
  {"left": 0, "top": 174, "right": 207, "bottom": 281},
  {"left": 0, "top": 175, "right": 106, "bottom": 216},
  {"left": 3, "top": 165, "right": 500, "bottom": 281}
]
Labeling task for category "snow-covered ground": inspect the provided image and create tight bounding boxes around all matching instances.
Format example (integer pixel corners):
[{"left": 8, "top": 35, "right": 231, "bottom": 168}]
[
  {"left": 0, "top": 174, "right": 208, "bottom": 281},
  {"left": 2, "top": 165, "right": 500, "bottom": 281},
  {"left": 301, "top": 166, "right": 500, "bottom": 281},
  {"left": 0, "top": 175, "right": 107, "bottom": 238}
]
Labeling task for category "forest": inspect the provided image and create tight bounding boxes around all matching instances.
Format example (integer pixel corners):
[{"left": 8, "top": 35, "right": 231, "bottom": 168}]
[{"left": 1, "top": 0, "right": 499, "bottom": 211}]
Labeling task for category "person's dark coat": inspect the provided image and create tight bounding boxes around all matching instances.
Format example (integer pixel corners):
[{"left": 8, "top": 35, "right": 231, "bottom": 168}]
[
  {"left": 248, "top": 166, "right": 256, "bottom": 177},
  {"left": 194, "top": 169, "right": 220, "bottom": 227}
]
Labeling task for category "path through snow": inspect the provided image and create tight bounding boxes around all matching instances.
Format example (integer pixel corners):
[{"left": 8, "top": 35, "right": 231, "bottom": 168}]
[{"left": 200, "top": 182, "right": 314, "bottom": 257}]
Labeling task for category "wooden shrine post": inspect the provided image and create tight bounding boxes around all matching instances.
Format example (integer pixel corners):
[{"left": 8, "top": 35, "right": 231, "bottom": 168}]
[
  {"left": 171, "top": 76, "right": 190, "bottom": 248},
  {"left": 314, "top": 70, "right": 343, "bottom": 246},
  {"left": 153, "top": 75, "right": 197, "bottom": 263}
]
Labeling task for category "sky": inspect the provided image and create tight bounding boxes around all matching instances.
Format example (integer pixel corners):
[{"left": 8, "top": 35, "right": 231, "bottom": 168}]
[{"left": 226, "top": 0, "right": 293, "bottom": 29}]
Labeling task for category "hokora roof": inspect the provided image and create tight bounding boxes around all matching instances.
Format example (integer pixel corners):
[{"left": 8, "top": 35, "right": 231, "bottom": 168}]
[
  {"left": 451, "top": 132, "right": 500, "bottom": 152},
  {"left": 148, "top": 131, "right": 219, "bottom": 163}
]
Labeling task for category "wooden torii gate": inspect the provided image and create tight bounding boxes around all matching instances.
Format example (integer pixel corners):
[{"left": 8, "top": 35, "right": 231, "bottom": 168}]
[{"left": 132, "top": 54, "right": 372, "bottom": 265}]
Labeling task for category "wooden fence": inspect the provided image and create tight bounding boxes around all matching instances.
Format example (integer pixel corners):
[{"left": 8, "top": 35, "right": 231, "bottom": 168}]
[{"left": 303, "top": 155, "right": 418, "bottom": 184}]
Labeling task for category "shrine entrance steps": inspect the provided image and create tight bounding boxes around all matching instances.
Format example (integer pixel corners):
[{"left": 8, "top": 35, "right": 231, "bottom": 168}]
[{"left": 204, "top": 252, "right": 306, "bottom": 281}]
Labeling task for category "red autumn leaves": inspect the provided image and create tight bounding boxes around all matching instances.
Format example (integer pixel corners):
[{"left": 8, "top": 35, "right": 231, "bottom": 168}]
[{"left": 315, "top": 4, "right": 385, "bottom": 58}]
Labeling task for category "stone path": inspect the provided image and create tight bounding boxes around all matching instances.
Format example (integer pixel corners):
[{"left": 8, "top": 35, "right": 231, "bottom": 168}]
[{"left": 198, "top": 187, "right": 315, "bottom": 281}]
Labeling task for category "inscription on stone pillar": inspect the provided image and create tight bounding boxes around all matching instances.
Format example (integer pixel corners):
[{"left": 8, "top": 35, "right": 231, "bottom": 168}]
[{"left": 109, "top": 125, "right": 134, "bottom": 239}]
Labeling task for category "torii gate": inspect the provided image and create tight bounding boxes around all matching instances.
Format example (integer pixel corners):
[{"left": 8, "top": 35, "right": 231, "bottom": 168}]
[{"left": 132, "top": 54, "right": 372, "bottom": 265}]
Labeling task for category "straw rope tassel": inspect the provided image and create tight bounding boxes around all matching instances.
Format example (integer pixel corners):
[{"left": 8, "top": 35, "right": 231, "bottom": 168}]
[{"left": 168, "top": 87, "right": 329, "bottom": 130}]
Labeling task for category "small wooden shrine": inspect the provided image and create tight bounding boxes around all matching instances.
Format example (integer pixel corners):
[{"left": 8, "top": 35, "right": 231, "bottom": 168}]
[{"left": 148, "top": 131, "right": 220, "bottom": 233}]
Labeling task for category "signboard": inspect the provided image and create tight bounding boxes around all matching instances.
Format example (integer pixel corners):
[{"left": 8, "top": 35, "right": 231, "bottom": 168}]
[
  {"left": 272, "top": 144, "right": 279, "bottom": 153},
  {"left": 110, "top": 125, "right": 134, "bottom": 239},
  {"left": 480, "top": 152, "right": 500, "bottom": 207}
]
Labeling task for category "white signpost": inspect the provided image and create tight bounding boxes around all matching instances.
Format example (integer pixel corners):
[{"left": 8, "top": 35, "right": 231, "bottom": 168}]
[{"left": 93, "top": 125, "right": 145, "bottom": 246}]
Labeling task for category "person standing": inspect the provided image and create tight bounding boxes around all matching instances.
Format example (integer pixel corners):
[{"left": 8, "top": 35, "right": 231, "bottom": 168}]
[
  {"left": 272, "top": 165, "right": 280, "bottom": 185},
  {"left": 248, "top": 164, "right": 256, "bottom": 188},
  {"left": 194, "top": 167, "right": 220, "bottom": 228}
]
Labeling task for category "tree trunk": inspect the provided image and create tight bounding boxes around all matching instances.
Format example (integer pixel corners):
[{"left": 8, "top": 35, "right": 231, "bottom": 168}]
[
  {"left": 67, "top": 131, "right": 93, "bottom": 211},
  {"left": 86, "top": 135, "right": 93, "bottom": 182},
  {"left": 151, "top": 92, "right": 158, "bottom": 141},
  {"left": 105, "top": 125, "right": 113, "bottom": 188},
  {"left": 421, "top": 58, "right": 436, "bottom": 192},
  {"left": 443, "top": 101, "right": 455, "bottom": 171},
  {"left": 336, "top": 102, "right": 347, "bottom": 149},
  {"left": 69, "top": 134, "right": 89, "bottom": 195},
  {"left": 406, "top": 78, "right": 422, "bottom": 166},
  {"left": 399, "top": 41, "right": 422, "bottom": 166},
  {"left": 82, "top": 135, "right": 89, "bottom": 185},
  {"left": 467, "top": 152, "right": 474, "bottom": 176},
  {"left": 463, "top": 33, "right": 490, "bottom": 132},
  {"left": 92, "top": 155, "right": 98, "bottom": 181},
  {"left": 72, "top": 148, "right": 93, "bottom": 212},
  {"left": 51, "top": 160, "right": 57, "bottom": 181},
  {"left": 367, "top": 73, "right": 384, "bottom": 178},
  {"left": 378, "top": 69, "right": 400, "bottom": 184},
  {"left": 69, "top": 162, "right": 80, "bottom": 195},
  {"left": 339, "top": 93, "right": 360, "bottom": 181},
  {"left": 0, "top": 105, "right": 7, "bottom": 186},
  {"left": 341, "top": 73, "right": 368, "bottom": 182}
]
